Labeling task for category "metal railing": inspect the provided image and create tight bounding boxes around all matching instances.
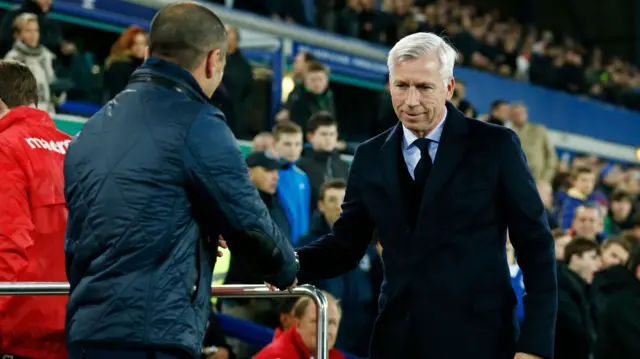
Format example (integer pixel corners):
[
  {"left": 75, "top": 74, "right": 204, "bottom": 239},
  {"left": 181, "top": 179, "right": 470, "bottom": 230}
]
[{"left": 0, "top": 282, "right": 329, "bottom": 359}]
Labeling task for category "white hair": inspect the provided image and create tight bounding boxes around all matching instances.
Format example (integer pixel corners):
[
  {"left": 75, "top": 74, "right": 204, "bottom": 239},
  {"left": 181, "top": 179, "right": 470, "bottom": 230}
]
[{"left": 387, "top": 32, "right": 458, "bottom": 86}]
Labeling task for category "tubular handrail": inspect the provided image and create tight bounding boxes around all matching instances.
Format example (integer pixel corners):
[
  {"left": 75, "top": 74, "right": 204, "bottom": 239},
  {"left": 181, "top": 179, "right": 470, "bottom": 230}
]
[{"left": 0, "top": 283, "right": 329, "bottom": 359}]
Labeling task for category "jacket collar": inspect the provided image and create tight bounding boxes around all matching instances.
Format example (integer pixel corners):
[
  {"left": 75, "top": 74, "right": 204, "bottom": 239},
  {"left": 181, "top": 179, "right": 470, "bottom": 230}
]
[
  {"left": 0, "top": 106, "right": 55, "bottom": 133},
  {"left": 132, "top": 58, "right": 211, "bottom": 104}
]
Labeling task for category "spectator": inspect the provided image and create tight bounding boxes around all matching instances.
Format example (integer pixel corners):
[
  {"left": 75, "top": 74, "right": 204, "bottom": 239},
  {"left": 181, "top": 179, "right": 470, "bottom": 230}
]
[
  {"left": 291, "top": 51, "right": 318, "bottom": 85},
  {"left": 600, "top": 237, "right": 632, "bottom": 269},
  {"left": 570, "top": 204, "right": 605, "bottom": 243},
  {"left": 451, "top": 79, "right": 476, "bottom": 117},
  {"left": 247, "top": 151, "right": 291, "bottom": 240},
  {"left": 298, "top": 179, "right": 380, "bottom": 357},
  {"left": 594, "top": 245, "right": 640, "bottom": 359},
  {"left": 538, "top": 180, "right": 559, "bottom": 229},
  {"left": 272, "top": 121, "right": 310, "bottom": 244},
  {"left": 556, "top": 167, "right": 599, "bottom": 230},
  {"left": 103, "top": 25, "right": 147, "bottom": 102},
  {"left": 254, "top": 292, "right": 346, "bottom": 359},
  {"left": 297, "top": 112, "right": 350, "bottom": 212},
  {"left": 485, "top": 99, "right": 509, "bottom": 125},
  {"left": 604, "top": 190, "right": 635, "bottom": 236},
  {"left": 252, "top": 131, "right": 275, "bottom": 151},
  {"left": 0, "top": 0, "right": 75, "bottom": 58},
  {"left": 555, "top": 238, "right": 601, "bottom": 359},
  {"left": 277, "top": 61, "right": 336, "bottom": 131},
  {"left": 511, "top": 103, "right": 558, "bottom": 182},
  {"left": 5, "top": 13, "right": 58, "bottom": 113},
  {"left": 0, "top": 60, "right": 71, "bottom": 359},
  {"left": 220, "top": 25, "right": 253, "bottom": 139},
  {"left": 553, "top": 228, "right": 572, "bottom": 262}
]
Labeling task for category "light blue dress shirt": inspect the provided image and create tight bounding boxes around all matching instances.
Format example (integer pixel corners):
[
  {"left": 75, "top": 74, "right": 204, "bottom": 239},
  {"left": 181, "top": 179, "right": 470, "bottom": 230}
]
[{"left": 401, "top": 108, "right": 448, "bottom": 179}]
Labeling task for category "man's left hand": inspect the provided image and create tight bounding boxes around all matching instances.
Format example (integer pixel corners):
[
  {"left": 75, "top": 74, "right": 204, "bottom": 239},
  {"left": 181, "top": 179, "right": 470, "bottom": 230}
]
[{"left": 514, "top": 353, "right": 542, "bottom": 359}]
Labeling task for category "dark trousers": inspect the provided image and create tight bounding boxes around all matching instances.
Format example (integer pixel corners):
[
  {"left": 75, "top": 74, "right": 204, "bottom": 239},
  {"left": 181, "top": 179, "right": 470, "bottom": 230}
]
[{"left": 67, "top": 345, "right": 193, "bottom": 359}]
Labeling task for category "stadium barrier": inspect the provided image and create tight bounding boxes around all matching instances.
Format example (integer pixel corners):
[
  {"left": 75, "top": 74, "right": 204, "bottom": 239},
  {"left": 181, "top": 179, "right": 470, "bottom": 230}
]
[{"left": 0, "top": 283, "right": 330, "bottom": 359}]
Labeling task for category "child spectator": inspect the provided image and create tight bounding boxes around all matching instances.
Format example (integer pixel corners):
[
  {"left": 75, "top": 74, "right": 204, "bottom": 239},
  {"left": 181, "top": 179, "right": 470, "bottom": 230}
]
[{"left": 556, "top": 166, "right": 606, "bottom": 230}]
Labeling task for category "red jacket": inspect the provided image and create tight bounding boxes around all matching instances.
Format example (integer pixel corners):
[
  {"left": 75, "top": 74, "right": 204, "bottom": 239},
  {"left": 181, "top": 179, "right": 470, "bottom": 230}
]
[
  {"left": 0, "top": 107, "right": 71, "bottom": 359},
  {"left": 255, "top": 327, "right": 346, "bottom": 359}
]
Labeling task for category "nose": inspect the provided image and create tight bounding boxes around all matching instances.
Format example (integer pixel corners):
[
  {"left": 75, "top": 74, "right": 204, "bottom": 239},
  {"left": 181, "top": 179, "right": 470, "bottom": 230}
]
[{"left": 405, "top": 87, "right": 420, "bottom": 107}]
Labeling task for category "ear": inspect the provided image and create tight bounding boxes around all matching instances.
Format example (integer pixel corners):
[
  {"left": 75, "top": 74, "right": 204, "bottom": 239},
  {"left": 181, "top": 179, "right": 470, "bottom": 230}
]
[
  {"left": 206, "top": 49, "right": 223, "bottom": 79},
  {"left": 445, "top": 77, "right": 455, "bottom": 100}
]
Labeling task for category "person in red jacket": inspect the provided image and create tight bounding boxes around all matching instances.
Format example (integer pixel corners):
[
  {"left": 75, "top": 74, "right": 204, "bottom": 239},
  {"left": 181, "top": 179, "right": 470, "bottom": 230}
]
[
  {"left": 254, "top": 291, "right": 346, "bottom": 359},
  {"left": 0, "top": 60, "right": 71, "bottom": 359}
]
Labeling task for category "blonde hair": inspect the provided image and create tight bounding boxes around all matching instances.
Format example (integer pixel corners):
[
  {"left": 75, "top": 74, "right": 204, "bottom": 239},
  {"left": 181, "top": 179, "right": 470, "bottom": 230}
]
[{"left": 12, "top": 13, "right": 38, "bottom": 35}]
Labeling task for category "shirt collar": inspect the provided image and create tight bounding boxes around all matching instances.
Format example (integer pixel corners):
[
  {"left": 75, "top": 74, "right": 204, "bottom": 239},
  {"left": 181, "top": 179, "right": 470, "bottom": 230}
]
[{"left": 402, "top": 107, "right": 448, "bottom": 150}]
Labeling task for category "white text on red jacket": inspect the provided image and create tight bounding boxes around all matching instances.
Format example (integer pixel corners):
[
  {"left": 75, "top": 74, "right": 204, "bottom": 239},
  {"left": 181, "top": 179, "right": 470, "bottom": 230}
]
[{"left": 25, "top": 138, "right": 71, "bottom": 154}]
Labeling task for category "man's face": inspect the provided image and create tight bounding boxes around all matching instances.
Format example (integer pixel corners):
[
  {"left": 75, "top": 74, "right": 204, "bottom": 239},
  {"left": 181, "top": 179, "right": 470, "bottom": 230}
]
[
  {"left": 571, "top": 249, "right": 602, "bottom": 284},
  {"left": 601, "top": 243, "right": 629, "bottom": 268},
  {"left": 492, "top": 103, "right": 510, "bottom": 120},
  {"left": 555, "top": 235, "right": 571, "bottom": 261},
  {"left": 35, "top": 0, "right": 52, "bottom": 12},
  {"left": 573, "top": 172, "right": 596, "bottom": 195},
  {"left": 249, "top": 166, "right": 279, "bottom": 195},
  {"left": 611, "top": 198, "right": 632, "bottom": 221},
  {"left": 572, "top": 207, "right": 600, "bottom": 239},
  {"left": 304, "top": 70, "right": 329, "bottom": 94},
  {"left": 318, "top": 187, "right": 346, "bottom": 227},
  {"left": 510, "top": 105, "right": 528, "bottom": 127},
  {"left": 274, "top": 132, "right": 303, "bottom": 163},
  {"left": 18, "top": 20, "right": 40, "bottom": 48},
  {"left": 297, "top": 301, "right": 341, "bottom": 351},
  {"left": 389, "top": 53, "right": 454, "bottom": 135},
  {"left": 308, "top": 125, "right": 338, "bottom": 152}
]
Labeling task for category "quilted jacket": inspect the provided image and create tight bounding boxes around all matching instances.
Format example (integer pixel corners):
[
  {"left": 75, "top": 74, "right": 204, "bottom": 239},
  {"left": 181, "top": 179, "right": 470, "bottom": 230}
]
[{"left": 63, "top": 58, "right": 298, "bottom": 358}]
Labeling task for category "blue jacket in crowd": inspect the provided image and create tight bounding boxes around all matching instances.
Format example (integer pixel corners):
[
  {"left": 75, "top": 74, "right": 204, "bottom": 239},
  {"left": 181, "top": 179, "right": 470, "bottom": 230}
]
[
  {"left": 277, "top": 163, "right": 310, "bottom": 244},
  {"left": 509, "top": 264, "right": 526, "bottom": 323},
  {"left": 297, "top": 212, "right": 381, "bottom": 357},
  {"left": 63, "top": 58, "right": 298, "bottom": 358}
]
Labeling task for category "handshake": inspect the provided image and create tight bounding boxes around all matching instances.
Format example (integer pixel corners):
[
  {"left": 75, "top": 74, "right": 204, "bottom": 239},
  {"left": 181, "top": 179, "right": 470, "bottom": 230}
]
[{"left": 216, "top": 236, "right": 299, "bottom": 292}]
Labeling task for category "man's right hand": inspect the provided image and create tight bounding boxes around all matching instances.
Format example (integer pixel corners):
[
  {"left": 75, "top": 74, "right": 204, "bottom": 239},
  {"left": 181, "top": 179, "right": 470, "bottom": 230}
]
[{"left": 266, "top": 279, "right": 298, "bottom": 293}]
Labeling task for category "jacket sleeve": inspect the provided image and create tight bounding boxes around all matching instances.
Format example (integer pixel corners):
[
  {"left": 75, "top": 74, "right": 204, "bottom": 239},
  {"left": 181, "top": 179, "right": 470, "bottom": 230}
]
[
  {"left": 0, "top": 148, "right": 34, "bottom": 313},
  {"left": 497, "top": 130, "right": 557, "bottom": 358},
  {"left": 183, "top": 109, "right": 297, "bottom": 289},
  {"left": 295, "top": 147, "right": 375, "bottom": 284}
]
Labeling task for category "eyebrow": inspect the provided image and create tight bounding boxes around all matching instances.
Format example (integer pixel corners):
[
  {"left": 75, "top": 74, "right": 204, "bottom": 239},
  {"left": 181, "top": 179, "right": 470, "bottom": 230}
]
[{"left": 394, "top": 80, "right": 434, "bottom": 86}]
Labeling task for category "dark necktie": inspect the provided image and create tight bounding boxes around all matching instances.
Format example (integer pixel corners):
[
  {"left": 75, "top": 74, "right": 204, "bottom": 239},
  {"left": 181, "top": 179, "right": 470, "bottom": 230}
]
[{"left": 413, "top": 138, "right": 432, "bottom": 189}]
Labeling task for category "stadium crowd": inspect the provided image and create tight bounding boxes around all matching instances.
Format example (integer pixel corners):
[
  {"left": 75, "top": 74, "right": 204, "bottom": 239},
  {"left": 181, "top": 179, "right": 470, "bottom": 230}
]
[{"left": 0, "top": 0, "right": 640, "bottom": 359}]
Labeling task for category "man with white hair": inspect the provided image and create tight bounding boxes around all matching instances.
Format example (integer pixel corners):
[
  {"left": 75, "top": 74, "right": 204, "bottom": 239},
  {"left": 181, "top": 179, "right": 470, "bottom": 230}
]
[{"left": 290, "top": 33, "right": 557, "bottom": 359}]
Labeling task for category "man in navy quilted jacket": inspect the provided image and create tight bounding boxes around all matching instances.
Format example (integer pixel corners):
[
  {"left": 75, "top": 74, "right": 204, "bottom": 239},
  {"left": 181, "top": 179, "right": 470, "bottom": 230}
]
[{"left": 63, "top": 2, "right": 298, "bottom": 359}]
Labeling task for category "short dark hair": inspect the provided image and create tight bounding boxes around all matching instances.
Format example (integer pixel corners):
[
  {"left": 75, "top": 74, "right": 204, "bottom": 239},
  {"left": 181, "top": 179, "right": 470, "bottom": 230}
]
[
  {"left": 564, "top": 237, "right": 600, "bottom": 263},
  {"left": 301, "top": 51, "right": 318, "bottom": 63},
  {"left": 307, "top": 111, "right": 337, "bottom": 134},
  {"left": 149, "top": 1, "right": 227, "bottom": 71},
  {"left": 0, "top": 60, "right": 38, "bottom": 108},
  {"left": 551, "top": 228, "right": 569, "bottom": 240},
  {"left": 272, "top": 120, "right": 302, "bottom": 141},
  {"left": 571, "top": 166, "right": 594, "bottom": 179},
  {"left": 305, "top": 61, "right": 328, "bottom": 74},
  {"left": 610, "top": 190, "right": 632, "bottom": 203},
  {"left": 319, "top": 178, "right": 347, "bottom": 200},
  {"left": 490, "top": 100, "right": 507, "bottom": 112}
]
